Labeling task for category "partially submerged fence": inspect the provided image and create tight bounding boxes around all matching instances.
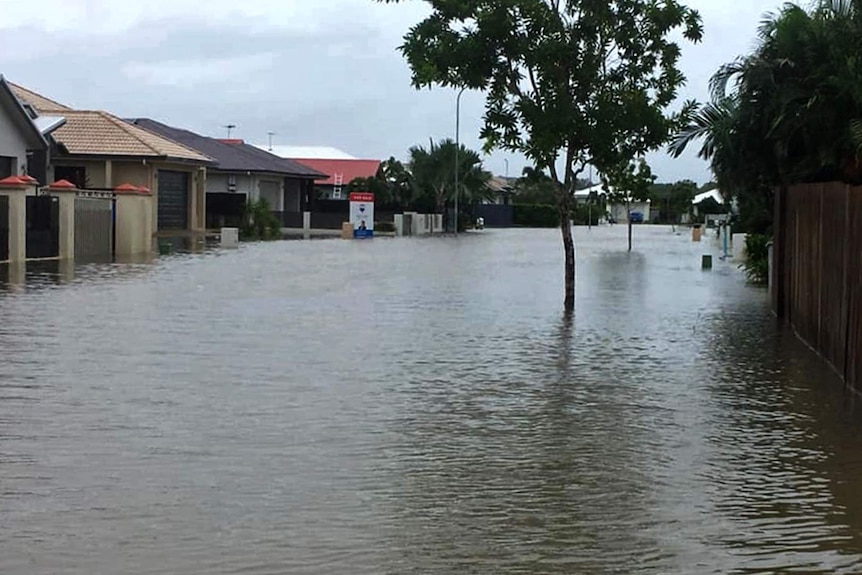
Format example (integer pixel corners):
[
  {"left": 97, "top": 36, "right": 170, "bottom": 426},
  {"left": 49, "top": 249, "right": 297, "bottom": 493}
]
[
  {"left": 775, "top": 182, "right": 862, "bottom": 389},
  {"left": 74, "top": 190, "right": 114, "bottom": 259}
]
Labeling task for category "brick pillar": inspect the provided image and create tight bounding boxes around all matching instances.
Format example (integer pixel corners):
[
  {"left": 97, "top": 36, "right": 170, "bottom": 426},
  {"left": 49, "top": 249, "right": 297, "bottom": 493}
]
[
  {"left": 115, "top": 184, "right": 154, "bottom": 257},
  {"left": 48, "top": 179, "right": 77, "bottom": 260},
  {"left": 0, "top": 176, "right": 27, "bottom": 263}
]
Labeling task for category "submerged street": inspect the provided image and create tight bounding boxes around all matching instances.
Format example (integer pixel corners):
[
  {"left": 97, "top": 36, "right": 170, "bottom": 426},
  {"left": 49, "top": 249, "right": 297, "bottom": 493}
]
[{"left": 1, "top": 226, "right": 862, "bottom": 574}]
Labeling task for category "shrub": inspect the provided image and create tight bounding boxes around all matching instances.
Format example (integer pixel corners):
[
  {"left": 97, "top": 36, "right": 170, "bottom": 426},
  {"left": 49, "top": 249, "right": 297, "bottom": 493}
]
[
  {"left": 572, "top": 203, "right": 603, "bottom": 226},
  {"left": 740, "top": 233, "right": 770, "bottom": 285},
  {"left": 240, "top": 199, "right": 282, "bottom": 241},
  {"left": 376, "top": 221, "right": 396, "bottom": 233},
  {"left": 514, "top": 204, "right": 558, "bottom": 227}
]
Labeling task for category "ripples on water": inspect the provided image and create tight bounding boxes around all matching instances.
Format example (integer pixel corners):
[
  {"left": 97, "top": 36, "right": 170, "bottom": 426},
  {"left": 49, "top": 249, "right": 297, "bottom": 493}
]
[{"left": 2, "top": 227, "right": 862, "bottom": 574}]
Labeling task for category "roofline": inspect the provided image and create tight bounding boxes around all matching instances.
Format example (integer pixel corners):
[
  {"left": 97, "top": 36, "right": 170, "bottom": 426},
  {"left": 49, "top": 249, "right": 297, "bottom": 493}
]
[
  {"left": 0, "top": 75, "right": 48, "bottom": 150},
  {"left": 53, "top": 152, "right": 214, "bottom": 166},
  {"left": 7, "top": 80, "right": 72, "bottom": 113},
  {"left": 207, "top": 167, "right": 324, "bottom": 180}
]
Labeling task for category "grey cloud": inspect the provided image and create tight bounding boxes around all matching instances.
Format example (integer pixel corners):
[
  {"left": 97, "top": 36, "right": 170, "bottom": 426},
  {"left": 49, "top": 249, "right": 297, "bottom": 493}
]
[{"left": 1, "top": 4, "right": 761, "bottom": 184}]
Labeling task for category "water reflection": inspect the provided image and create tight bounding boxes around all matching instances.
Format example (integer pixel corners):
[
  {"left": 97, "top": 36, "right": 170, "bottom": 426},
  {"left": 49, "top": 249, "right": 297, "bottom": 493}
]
[{"left": 0, "top": 227, "right": 861, "bottom": 574}]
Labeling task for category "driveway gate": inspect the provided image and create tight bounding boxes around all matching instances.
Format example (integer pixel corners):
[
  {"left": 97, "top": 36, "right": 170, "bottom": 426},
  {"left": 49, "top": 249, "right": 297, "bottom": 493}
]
[
  {"left": 0, "top": 195, "right": 8, "bottom": 261},
  {"left": 75, "top": 194, "right": 114, "bottom": 259},
  {"left": 26, "top": 195, "right": 59, "bottom": 259}
]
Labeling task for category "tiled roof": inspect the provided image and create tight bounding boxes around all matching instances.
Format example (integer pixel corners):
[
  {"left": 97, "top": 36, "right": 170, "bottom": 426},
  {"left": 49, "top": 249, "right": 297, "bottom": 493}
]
[
  {"left": 8, "top": 82, "right": 72, "bottom": 113},
  {"left": 487, "top": 176, "right": 516, "bottom": 194},
  {"left": 53, "top": 111, "right": 212, "bottom": 162},
  {"left": 0, "top": 77, "right": 47, "bottom": 149},
  {"left": 292, "top": 158, "right": 380, "bottom": 186},
  {"left": 128, "top": 119, "right": 326, "bottom": 178}
]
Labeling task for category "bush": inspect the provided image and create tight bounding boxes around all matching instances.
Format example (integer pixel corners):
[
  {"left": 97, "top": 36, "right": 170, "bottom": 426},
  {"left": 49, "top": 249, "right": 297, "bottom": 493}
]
[
  {"left": 740, "top": 233, "right": 770, "bottom": 285},
  {"left": 241, "top": 199, "right": 282, "bottom": 241},
  {"left": 514, "top": 204, "right": 558, "bottom": 227},
  {"left": 376, "top": 221, "right": 396, "bottom": 233},
  {"left": 572, "top": 203, "right": 603, "bottom": 226}
]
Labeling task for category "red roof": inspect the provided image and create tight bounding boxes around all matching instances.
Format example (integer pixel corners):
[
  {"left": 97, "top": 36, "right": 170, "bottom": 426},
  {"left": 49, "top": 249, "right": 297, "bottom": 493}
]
[{"left": 292, "top": 158, "right": 380, "bottom": 186}]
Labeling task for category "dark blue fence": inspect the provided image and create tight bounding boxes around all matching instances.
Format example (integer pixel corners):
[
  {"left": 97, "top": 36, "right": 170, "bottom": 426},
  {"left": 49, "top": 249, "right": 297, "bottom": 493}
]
[{"left": 475, "top": 204, "right": 514, "bottom": 227}]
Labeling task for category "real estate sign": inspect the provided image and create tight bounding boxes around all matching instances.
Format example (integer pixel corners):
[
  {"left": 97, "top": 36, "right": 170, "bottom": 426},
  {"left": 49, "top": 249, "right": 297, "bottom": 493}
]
[{"left": 349, "top": 192, "right": 374, "bottom": 239}]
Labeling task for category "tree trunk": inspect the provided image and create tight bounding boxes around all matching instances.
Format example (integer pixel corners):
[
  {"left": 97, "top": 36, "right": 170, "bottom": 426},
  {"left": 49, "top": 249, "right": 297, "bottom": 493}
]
[
  {"left": 559, "top": 195, "right": 575, "bottom": 311},
  {"left": 628, "top": 219, "right": 633, "bottom": 252},
  {"left": 627, "top": 201, "right": 633, "bottom": 252}
]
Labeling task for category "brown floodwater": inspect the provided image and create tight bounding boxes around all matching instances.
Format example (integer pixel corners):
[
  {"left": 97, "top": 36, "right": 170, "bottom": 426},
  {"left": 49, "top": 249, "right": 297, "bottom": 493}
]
[{"left": 1, "top": 226, "right": 861, "bottom": 574}]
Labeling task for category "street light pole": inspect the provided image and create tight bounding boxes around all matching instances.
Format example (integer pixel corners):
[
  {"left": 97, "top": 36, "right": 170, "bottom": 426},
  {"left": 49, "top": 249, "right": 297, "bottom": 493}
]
[{"left": 454, "top": 87, "right": 466, "bottom": 235}]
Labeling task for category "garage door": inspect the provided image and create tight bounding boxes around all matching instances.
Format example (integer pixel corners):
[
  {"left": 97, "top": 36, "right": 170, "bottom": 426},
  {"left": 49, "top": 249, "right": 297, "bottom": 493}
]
[{"left": 158, "top": 170, "right": 189, "bottom": 231}]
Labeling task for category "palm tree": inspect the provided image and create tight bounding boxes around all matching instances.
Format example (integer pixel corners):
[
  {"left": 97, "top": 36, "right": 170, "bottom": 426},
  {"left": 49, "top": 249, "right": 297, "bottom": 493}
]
[
  {"left": 408, "top": 138, "right": 492, "bottom": 216},
  {"left": 669, "top": 0, "right": 862, "bottom": 233}
]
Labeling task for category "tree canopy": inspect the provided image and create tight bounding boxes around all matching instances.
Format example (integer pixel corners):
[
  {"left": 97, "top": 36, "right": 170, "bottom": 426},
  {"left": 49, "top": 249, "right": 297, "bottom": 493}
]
[
  {"left": 346, "top": 142, "right": 492, "bottom": 214},
  {"left": 381, "top": 0, "right": 703, "bottom": 309},
  {"left": 670, "top": 0, "right": 862, "bottom": 234}
]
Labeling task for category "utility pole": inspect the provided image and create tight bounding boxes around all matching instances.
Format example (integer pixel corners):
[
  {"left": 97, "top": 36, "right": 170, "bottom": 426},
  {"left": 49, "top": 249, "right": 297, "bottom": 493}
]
[{"left": 454, "top": 87, "right": 466, "bottom": 236}]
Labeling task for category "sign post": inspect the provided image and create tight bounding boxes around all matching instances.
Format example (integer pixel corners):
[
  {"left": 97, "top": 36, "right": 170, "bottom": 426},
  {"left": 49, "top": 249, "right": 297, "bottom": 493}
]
[{"left": 349, "top": 192, "right": 374, "bottom": 239}]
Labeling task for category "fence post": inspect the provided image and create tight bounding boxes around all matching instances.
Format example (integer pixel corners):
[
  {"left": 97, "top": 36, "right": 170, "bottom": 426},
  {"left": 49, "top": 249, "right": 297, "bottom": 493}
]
[
  {"left": 303, "top": 211, "right": 311, "bottom": 239},
  {"left": 0, "top": 176, "right": 27, "bottom": 263},
  {"left": 773, "top": 185, "right": 788, "bottom": 318},
  {"left": 115, "top": 183, "right": 154, "bottom": 257},
  {"left": 47, "top": 179, "right": 77, "bottom": 260}
]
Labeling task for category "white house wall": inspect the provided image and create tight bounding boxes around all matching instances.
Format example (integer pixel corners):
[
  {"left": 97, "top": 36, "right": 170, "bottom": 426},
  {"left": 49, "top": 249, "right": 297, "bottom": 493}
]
[
  {"left": 258, "top": 178, "right": 283, "bottom": 211},
  {"left": 207, "top": 172, "right": 255, "bottom": 198},
  {"left": 0, "top": 103, "right": 30, "bottom": 176},
  {"left": 610, "top": 201, "right": 651, "bottom": 222}
]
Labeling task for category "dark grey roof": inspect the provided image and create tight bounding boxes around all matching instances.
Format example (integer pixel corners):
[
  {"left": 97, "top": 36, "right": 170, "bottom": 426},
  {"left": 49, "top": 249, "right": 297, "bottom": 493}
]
[{"left": 126, "top": 118, "right": 327, "bottom": 179}]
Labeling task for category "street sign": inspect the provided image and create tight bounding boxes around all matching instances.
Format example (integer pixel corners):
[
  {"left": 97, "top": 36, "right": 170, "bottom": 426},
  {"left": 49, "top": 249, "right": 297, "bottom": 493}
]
[{"left": 349, "top": 192, "right": 374, "bottom": 239}]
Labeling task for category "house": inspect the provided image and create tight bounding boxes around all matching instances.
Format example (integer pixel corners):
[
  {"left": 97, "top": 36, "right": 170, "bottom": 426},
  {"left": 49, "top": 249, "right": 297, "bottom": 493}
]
[
  {"left": 289, "top": 157, "right": 381, "bottom": 200},
  {"left": 484, "top": 176, "right": 517, "bottom": 205},
  {"left": 127, "top": 120, "right": 326, "bottom": 229},
  {"left": 576, "top": 183, "right": 651, "bottom": 223},
  {"left": 0, "top": 76, "right": 59, "bottom": 181},
  {"left": 692, "top": 187, "right": 737, "bottom": 221},
  {"left": 9, "top": 83, "right": 214, "bottom": 234}
]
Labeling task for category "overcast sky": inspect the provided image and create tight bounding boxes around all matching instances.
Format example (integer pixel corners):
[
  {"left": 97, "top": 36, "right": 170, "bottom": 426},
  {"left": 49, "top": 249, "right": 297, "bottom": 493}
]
[{"left": 0, "top": 0, "right": 780, "bottom": 184}]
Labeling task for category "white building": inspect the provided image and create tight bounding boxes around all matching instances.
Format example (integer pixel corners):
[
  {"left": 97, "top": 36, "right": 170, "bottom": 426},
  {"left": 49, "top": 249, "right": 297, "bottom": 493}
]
[{"left": 576, "top": 183, "right": 651, "bottom": 223}]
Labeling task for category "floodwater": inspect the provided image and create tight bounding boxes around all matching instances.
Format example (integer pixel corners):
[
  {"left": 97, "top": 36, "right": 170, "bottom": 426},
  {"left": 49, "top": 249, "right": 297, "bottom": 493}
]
[{"left": 1, "top": 226, "right": 862, "bottom": 574}]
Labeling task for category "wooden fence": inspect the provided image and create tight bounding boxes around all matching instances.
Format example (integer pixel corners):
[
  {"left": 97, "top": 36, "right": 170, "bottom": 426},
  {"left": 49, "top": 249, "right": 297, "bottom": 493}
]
[{"left": 775, "top": 182, "right": 862, "bottom": 389}]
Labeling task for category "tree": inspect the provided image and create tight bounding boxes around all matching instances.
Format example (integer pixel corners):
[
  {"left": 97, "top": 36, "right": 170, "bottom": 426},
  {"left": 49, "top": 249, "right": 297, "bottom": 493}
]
[
  {"left": 669, "top": 0, "right": 862, "bottom": 235},
  {"left": 649, "top": 180, "right": 697, "bottom": 226},
  {"left": 347, "top": 157, "right": 414, "bottom": 207},
  {"left": 513, "top": 166, "right": 558, "bottom": 205},
  {"left": 408, "top": 138, "right": 492, "bottom": 221},
  {"left": 380, "top": 0, "right": 703, "bottom": 311},
  {"left": 602, "top": 158, "right": 656, "bottom": 252}
]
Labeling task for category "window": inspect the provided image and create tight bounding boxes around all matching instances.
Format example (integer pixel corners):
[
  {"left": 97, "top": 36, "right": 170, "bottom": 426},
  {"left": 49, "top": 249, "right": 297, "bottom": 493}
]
[
  {"left": 54, "top": 166, "right": 87, "bottom": 189},
  {"left": 227, "top": 174, "right": 237, "bottom": 192},
  {"left": 0, "top": 157, "right": 13, "bottom": 179}
]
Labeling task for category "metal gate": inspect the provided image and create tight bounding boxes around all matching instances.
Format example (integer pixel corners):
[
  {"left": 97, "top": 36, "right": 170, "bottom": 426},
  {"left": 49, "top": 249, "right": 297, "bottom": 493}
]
[
  {"left": 26, "top": 195, "right": 59, "bottom": 259},
  {"left": 75, "top": 195, "right": 114, "bottom": 259},
  {"left": 158, "top": 170, "right": 189, "bottom": 231},
  {"left": 0, "top": 195, "right": 8, "bottom": 261}
]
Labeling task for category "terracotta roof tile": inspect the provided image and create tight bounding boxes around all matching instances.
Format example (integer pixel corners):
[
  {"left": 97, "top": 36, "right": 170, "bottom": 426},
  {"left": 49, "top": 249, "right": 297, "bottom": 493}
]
[
  {"left": 8, "top": 82, "right": 72, "bottom": 113},
  {"left": 53, "top": 110, "right": 212, "bottom": 162},
  {"left": 292, "top": 158, "right": 380, "bottom": 186}
]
